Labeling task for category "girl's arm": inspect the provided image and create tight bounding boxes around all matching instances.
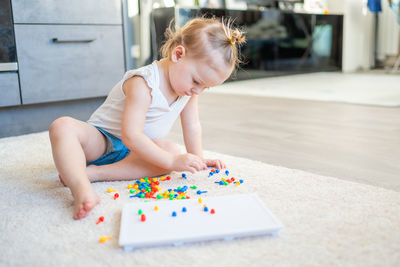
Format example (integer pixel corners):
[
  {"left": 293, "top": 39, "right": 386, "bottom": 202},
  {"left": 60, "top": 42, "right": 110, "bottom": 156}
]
[
  {"left": 180, "top": 95, "right": 226, "bottom": 170},
  {"left": 121, "top": 76, "right": 205, "bottom": 173}
]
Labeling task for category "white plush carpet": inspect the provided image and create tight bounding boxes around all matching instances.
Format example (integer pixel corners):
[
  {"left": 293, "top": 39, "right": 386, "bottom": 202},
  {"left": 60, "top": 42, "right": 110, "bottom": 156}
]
[
  {"left": 212, "top": 72, "right": 400, "bottom": 107},
  {"left": 1, "top": 131, "right": 400, "bottom": 267}
]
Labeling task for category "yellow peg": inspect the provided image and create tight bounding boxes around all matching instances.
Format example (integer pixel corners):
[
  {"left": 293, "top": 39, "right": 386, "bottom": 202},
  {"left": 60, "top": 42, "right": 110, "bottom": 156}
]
[{"left": 99, "top": 236, "right": 112, "bottom": 243}]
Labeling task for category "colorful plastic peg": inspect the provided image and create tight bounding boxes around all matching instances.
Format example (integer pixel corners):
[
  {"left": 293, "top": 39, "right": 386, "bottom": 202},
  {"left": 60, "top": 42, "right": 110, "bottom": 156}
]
[
  {"left": 99, "top": 236, "right": 112, "bottom": 243},
  {"left": 107, "top": 188, "right": 117, "bottom": 193},
  {"left": 113, "top": 193, "right": 119, "bottom": 200},
  {"left": 140, "top": 214, "right": 146, "bottom": 222},
  {"left": 96, "top": 216, "right": 104, "bottom": 225}
]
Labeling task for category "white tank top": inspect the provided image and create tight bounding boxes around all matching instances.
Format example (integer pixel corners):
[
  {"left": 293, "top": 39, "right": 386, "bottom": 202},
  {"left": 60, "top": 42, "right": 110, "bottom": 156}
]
[{"left": 87, "top": 61, "right": 191, "bottom": 139}]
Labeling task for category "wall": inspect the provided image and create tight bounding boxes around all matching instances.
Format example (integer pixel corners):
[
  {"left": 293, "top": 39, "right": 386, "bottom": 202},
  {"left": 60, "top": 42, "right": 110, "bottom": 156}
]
[
  {"left": 327, "top": 0, "right": 399, "bottom": 71},
  {"left": 377, "top": 0, "right": 400, "bottom": 60}
]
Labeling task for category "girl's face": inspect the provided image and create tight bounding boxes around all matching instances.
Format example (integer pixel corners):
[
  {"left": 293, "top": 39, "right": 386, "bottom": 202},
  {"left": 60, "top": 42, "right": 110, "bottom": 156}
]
[{"left": 168, "top": 45, "right": 233, "bottom": 97}]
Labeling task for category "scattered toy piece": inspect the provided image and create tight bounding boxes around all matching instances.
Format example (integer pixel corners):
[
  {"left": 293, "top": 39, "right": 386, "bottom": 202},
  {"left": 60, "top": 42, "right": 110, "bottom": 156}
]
[
  {"left": 156, "top": 185, "right": 189, "bottom": 200},
  {"left": 113, "top": 193, "right": 119, "bottom": 200},
  {"left": 96, "top": 216, "right": 104, "bottom": 225},
  {"left": 107, "top": 188, "right": 117, "bottom": 193},
  {"left": 215, "top": 177, "right": 243, "bottom": 187},
  {"left": 196, "top": 190, "right": 208, "bottom": 195},
  {"left": 99, "top": 236, "right": 112, "bottom": 243},
  {"left": 182, "top": 173, "right": 187, "bottom": 179},
  {"left": 140, "top": 214, "right": 146, "bottom": 222},
  {"left": 182, "top": 207, "right": 187, "bottom": 212},
  {"left": 138, "top": 209, "right": 143, "bottom": 215},
  {"left": 172, "top": 211, "right": 177, "bottom": 217},
  {"left": 210, "top": 209, "right": 215, "bottom": 214},
  {"left": 198, "top": 198, "right": 202, "bottom": 204},
  {"left": 154, "top": 205, "right": 159, "bottom": 211}
]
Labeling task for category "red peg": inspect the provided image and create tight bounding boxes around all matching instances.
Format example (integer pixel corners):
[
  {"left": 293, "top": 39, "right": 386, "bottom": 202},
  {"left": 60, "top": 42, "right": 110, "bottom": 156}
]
[
  {"left": 96, "top": 216, "right": 104, "bottom": 224},
  {"left": 140, "top": 214, "right": 146, "bottom": 222},
  {"left": 114, "top": 193, "right": 119, "bottom": 200},
  {"left": 210, "top": 209, "right": 215, "bottom": 214}
]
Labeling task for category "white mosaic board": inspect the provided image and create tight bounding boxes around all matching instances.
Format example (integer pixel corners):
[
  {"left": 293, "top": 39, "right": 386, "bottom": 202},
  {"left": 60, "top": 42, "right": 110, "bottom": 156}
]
[{"left": 119, "top": 194, "right": 283, "bottom": 251}]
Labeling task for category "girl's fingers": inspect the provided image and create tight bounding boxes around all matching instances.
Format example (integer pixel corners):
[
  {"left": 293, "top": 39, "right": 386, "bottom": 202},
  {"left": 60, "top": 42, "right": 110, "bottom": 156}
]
[
  {"left": 201, "top": 161, "right": 207, "bottom": 169},
  {"left": 191, "top": 161, "right": 202, "bottom": 171},
  {"left": 187, "top": 167, "right": 196, "bottom": 174},
  {"left": 216, "top": 160, "right": 222, "bottom": 170},
  {"left": 202, "top": 158, "right": 227, "bottom": 169},
  {"left": 219, "top": 160, "right": 226, "bottom": 169}
]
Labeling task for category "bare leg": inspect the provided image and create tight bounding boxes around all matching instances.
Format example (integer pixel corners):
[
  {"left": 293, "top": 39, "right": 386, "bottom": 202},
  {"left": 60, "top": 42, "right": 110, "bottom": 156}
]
[
  {"left": 87, "top": 139, "right": 182, "bottom": 182},
  {"left": 49, "top": 116, "right": 107, "bottom": 219}
]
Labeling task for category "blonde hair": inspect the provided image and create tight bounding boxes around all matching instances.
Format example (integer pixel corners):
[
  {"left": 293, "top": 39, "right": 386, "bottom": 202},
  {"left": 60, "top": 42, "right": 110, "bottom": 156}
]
[{"left": 160, "top": 17, "right": 246, "bottom": 68}]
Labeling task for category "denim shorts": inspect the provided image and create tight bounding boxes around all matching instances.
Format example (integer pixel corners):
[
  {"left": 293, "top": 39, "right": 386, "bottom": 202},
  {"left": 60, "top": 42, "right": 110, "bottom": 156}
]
[{"left": 87, "top": 127, "right": 130, "bottom": 166}]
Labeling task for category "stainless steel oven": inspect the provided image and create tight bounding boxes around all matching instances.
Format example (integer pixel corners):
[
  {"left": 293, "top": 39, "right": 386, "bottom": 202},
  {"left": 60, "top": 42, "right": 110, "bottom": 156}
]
[{"left": 0, "top": 0, "right": 18, "bottom": 72}]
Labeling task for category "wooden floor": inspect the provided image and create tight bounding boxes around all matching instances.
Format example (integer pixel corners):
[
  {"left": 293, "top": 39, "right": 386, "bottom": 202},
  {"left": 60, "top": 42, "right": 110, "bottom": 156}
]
[{"left": 167, "top": 93, "right": 400, "bottom": 192}]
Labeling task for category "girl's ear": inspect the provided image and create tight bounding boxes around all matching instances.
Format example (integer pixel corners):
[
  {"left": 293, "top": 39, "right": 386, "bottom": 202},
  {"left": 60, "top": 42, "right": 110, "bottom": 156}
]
[{"left": 171, "top": 45, "right": 186, "bottom": 62}]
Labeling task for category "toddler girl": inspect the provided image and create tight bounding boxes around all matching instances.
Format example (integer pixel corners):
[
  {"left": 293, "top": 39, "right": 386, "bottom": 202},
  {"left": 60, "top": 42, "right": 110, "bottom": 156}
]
[{"left": 49, "top": 17, "right": 245, "bottom": 220}]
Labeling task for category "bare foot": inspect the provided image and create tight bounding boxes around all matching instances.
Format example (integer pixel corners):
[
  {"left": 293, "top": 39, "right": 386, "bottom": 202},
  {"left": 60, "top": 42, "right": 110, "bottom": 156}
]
[{"left": 73, "top": 190, "right": 100, "bottom": 220}]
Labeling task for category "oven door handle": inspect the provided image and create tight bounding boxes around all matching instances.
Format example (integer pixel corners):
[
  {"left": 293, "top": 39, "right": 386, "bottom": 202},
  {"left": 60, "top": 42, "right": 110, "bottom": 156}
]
[
  {"left": 0, "top": 62, "right": 18, "bottom": 72},
  {"left": 52, "top": 38, "right": 96, "bottom": 44}
]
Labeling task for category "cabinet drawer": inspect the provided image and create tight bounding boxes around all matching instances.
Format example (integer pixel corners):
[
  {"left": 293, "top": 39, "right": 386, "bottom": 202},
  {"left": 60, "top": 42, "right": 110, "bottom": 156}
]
[
  {"left": 11, "top": 0, "right": 121, "bottom": 24},
  {"left": 14, "top": 25, "right": 125, "bottom": 104},
  {"left": 0, "top": 72, "right": 20, "bottom": 107}
]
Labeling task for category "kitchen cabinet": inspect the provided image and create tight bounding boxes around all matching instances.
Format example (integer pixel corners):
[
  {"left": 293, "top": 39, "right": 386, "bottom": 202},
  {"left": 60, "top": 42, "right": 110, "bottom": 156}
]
[
  {"left": 0, "top": 0, "right": 126, "bottom": 137},
  {"left": 0, "top": 72, "right": 20, "bottom": 107},
  {"left": 14, "top": 25, "right": 124, "bottom": 104},
  {"left": 11, "top": 0, "right": 122, "bottom": 24},
  {"left": 11, "top": 0, "right": 125, "bottom": 105}
]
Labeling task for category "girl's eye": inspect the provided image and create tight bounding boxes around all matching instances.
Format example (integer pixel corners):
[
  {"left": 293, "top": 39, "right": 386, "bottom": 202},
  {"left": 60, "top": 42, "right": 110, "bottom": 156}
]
[{"left": 193, "top": 79, "right": 199, "bottom": 85}]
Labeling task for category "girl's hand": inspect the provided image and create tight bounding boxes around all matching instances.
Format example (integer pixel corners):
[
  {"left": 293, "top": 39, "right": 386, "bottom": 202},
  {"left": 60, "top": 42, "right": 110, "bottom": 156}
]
[
  {"left": 172, "top": 153, "right": 207, "bottom": 173},
  {"left": 203, "top": 158, "right": 227, "bottom": 170}
]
